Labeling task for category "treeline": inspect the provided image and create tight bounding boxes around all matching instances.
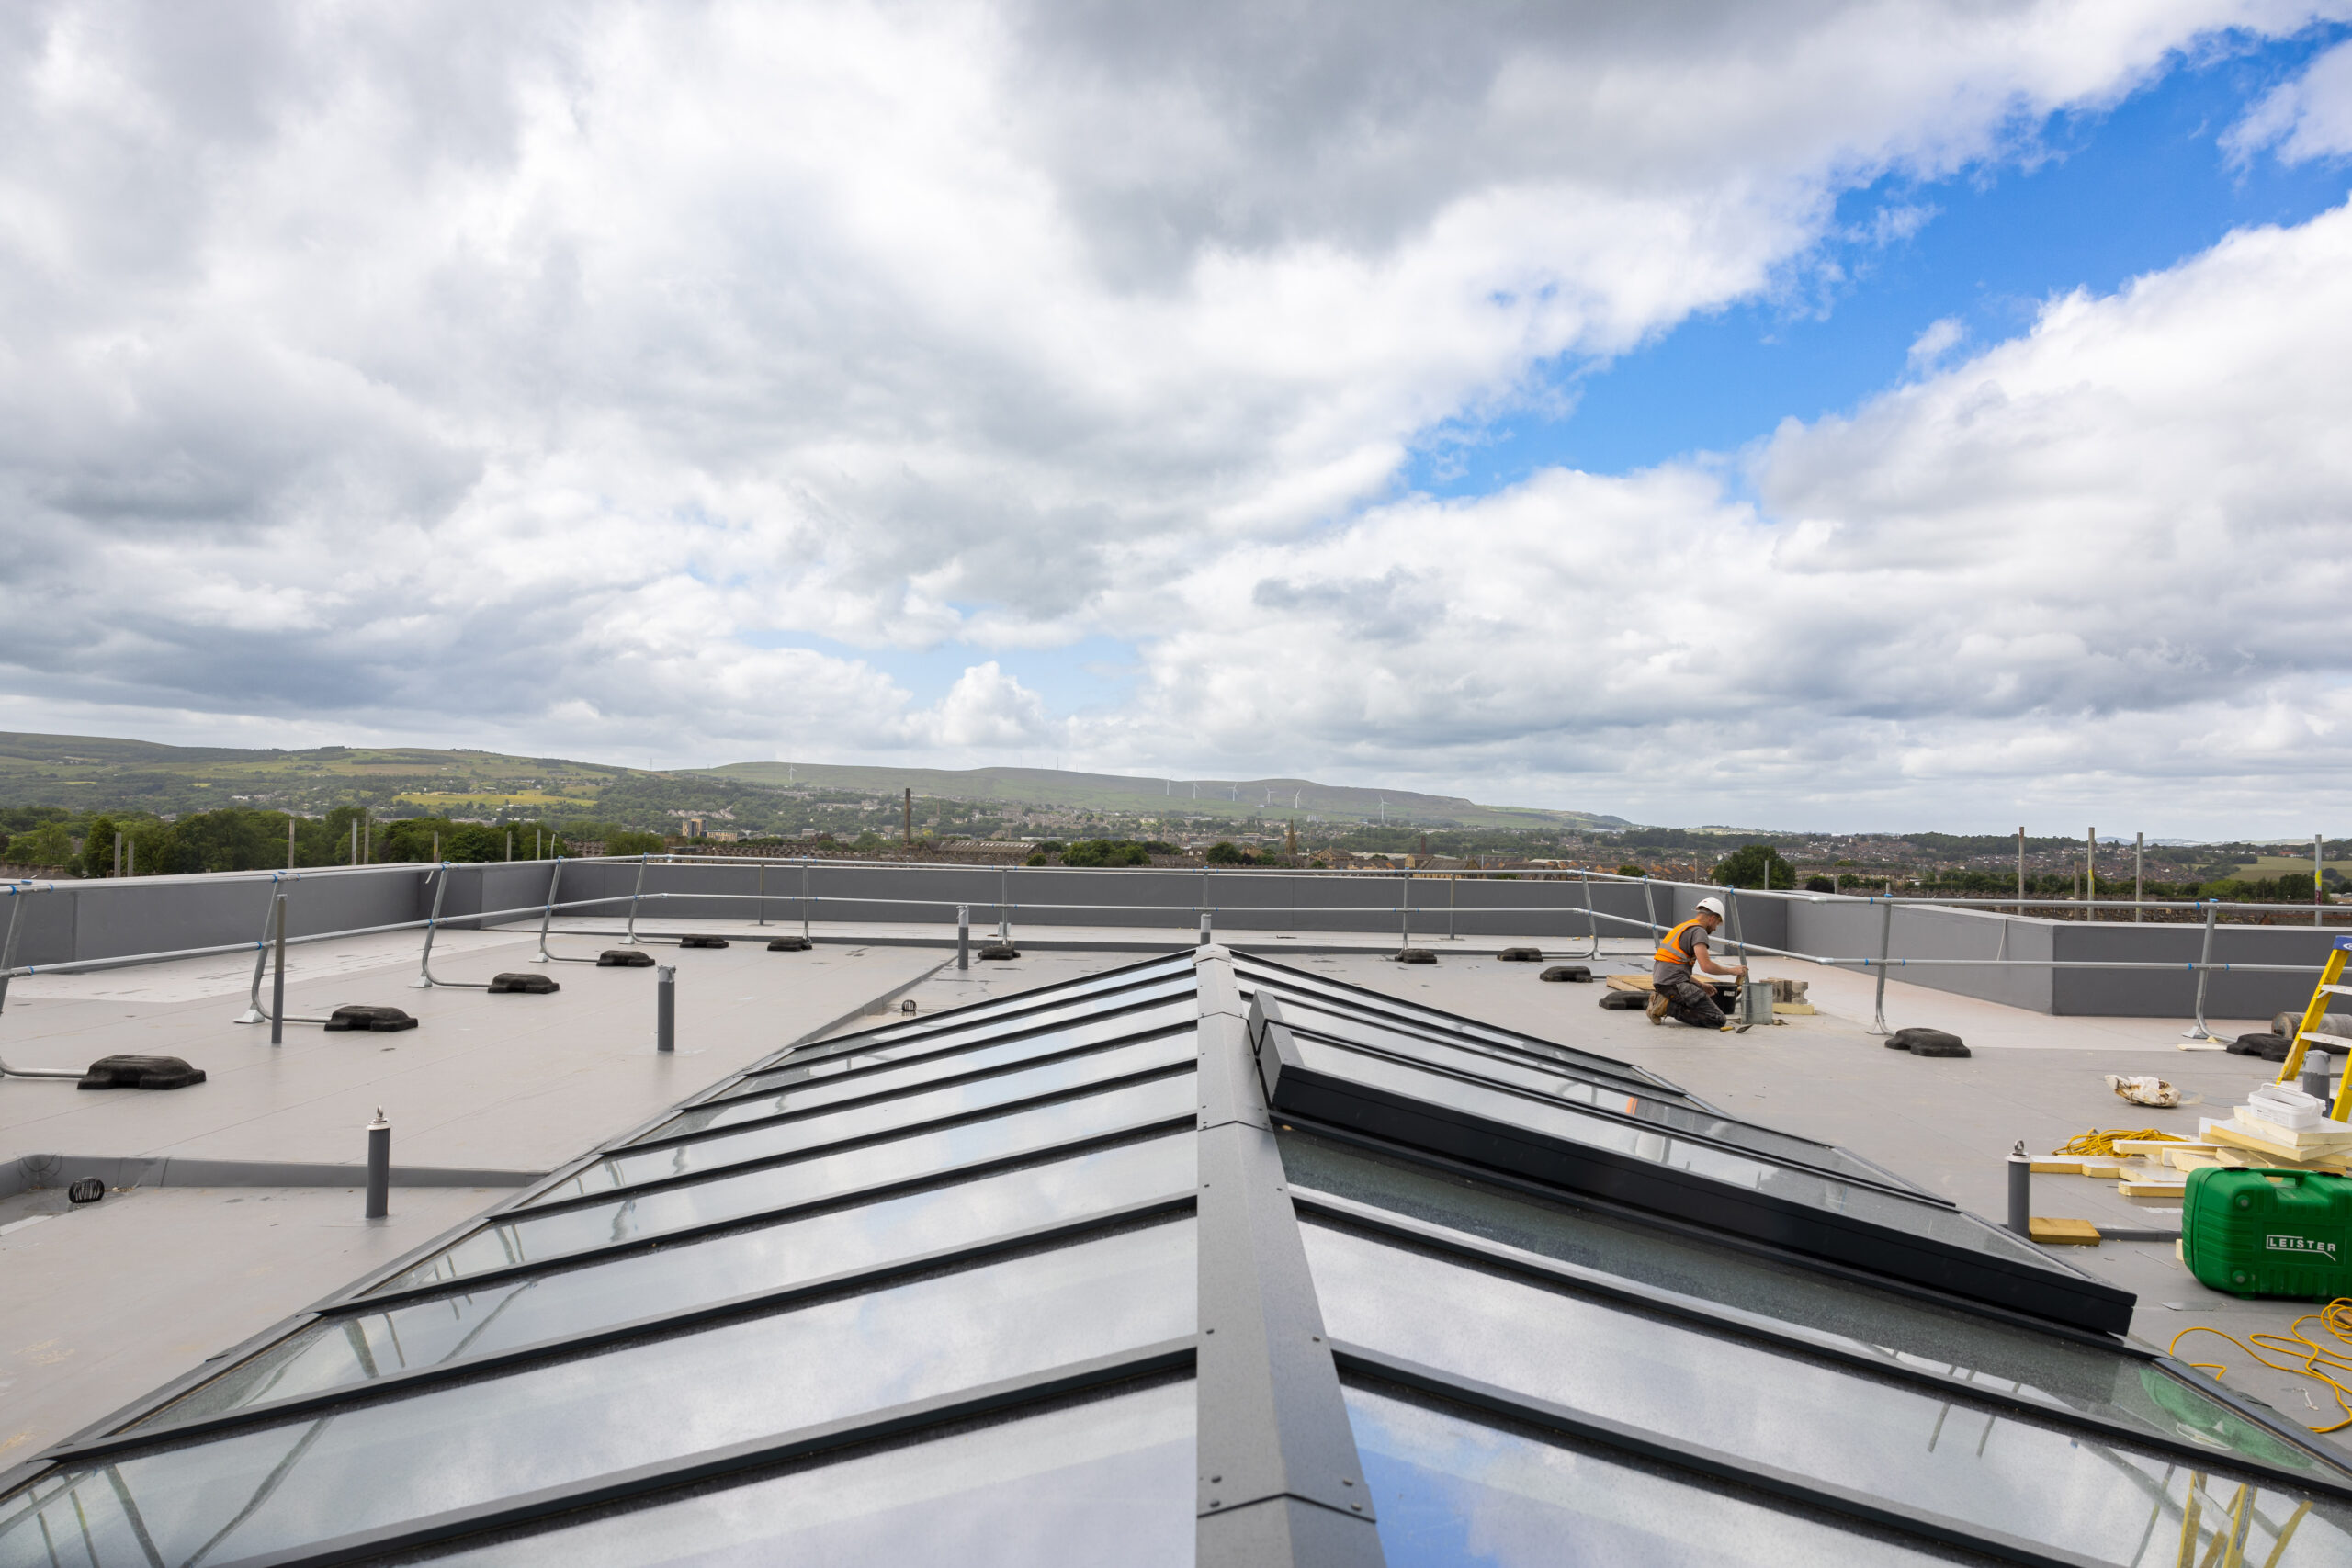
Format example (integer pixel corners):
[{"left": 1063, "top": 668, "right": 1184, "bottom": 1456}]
[{"left": 0, "top": 806, "right": 599, "bottom": 875}]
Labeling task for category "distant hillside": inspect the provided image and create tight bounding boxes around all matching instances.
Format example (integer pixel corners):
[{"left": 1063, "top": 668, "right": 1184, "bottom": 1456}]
[
  {"left": 701, "top": 761, "right": 1627, "bottom": 832},
  {"left": 0, "top": 731, "right": 1627, "bottom": 835}
]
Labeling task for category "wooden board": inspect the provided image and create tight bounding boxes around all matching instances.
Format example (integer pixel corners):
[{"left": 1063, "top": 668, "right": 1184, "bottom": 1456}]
[
  {"left": 1604, "top": 976, "right": 1653, "bottom": 993},
  {"left": 2029, "top": 1217, "right": 2101, "bottom": 1246},
  {"left": 2030, "top": 1158, "right": 2086, "bottom": 1175},
  {"left": 2112, "top": 1139, "right": 2201, "bottom": 1156},
  {"left": 2118, "top": 1179, "right": 2190, "bottom": 1197},
  {"left": 2224, "top": 1116, "right": 2352, "bottom": 1154},
  {"left": 1771, "top": 1002, "right": 1817, "bottom": 1015},
  {"left": 2211, "top": 1123, "right": 2352, "bottom": 1163}
]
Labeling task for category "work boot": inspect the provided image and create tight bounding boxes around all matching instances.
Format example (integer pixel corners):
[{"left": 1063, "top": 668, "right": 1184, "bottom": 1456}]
[{"left": 1645, "top": 991, "right": 1669, "bottom": 1024}]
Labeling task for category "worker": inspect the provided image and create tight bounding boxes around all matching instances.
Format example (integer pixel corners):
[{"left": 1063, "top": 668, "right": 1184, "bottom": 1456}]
[{"left": 1647, "top": 897, "right": 1750, "bottom": 1032}]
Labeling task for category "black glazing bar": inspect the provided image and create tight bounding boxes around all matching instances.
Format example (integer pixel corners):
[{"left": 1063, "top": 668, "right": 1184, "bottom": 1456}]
[
  {"left": 1250, "top": 983, "right": 1704, "bottom": 1110},
  {"left": 513, "top": 1061, "right": 1200, "bottom": 1219},
  {"left": 640, "top": 1018, "right": 1200, "bottom": 1145},
  {"left": 1193, "top": 947, "right": 1387, "bottom": 1567},
  {"left": 41, "top": 1198, "right": 1197, "bottom": 1468},
  {"left": 1330, "top": 1345, "right": 2112, "bottom": 1568},
  {"left": 1232, "top": 958, "right": 1690, "bottom": 1097},
  {"left": 772, "top": 956, "right": 1198, "bottom": 1066},
  {"left": 1288, "top": 1188, "right": 2352, "bottom": 1498},
  {"left": 2147, "top": 1358, "right": 2352, "bottom": 1486},
  {"left": 691, "top": 978, "right": 1197, "bottom": 1107},
  {"left": 343, "top": 1116, "right": 1202, "bottom": 1314},
  {"left": 0, "top": 1116, "right": 1210, "bottom": 1491},
  {"left": 1280, "top": 1019, "right": 1945, "bottom": 1207},
  {"left": 196, "top": 1340, "right": 1200, "bottom": 1568},
  {"left": 1249, "top": 996, "right": 2132, "bottom": 1337},
  {"left": 1277, "top": 1111, "right": 2141, "bottom": 1353}
]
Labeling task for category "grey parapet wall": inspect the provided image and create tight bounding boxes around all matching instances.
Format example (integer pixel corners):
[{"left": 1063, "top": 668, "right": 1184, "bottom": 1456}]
[{"left": 6, "top": 859, "right": 2340, "bottom": 1020}]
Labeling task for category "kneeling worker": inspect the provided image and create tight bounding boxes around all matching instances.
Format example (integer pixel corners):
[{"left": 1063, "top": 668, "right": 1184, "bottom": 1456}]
[{"left": 1647, "top": 897, "right": 1749, "bottom": 1032}]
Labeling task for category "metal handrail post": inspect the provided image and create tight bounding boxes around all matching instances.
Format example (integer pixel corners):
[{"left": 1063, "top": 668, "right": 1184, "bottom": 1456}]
[
  {"left": 1399, "top": 868, "right": 1411, "bottom": 949},
  {"left": 535, "top": 857, "right": 563, "bottom": 962},
  {"left": 269, "top": 893, "right": 288, "bottom": 1046},
  {"left": 2183, "top": 901, "right": 2219, "bottom": 1042},
  {"left": 1869, "top": 897, "right": 1894, "bottom": 1036},
  {"left": 1642, "top": 876, "right": 1658, "bottom": 941},
  {"left": 235, "top": 881, "right": 276, "bottom": 1023},
  {"left": 411, "top": 863, "right": 490, "bottom": 990},
  {"left": 756, "top": 862, "right": 766, "bottom": 927},
  {"left": 0, "top": 887, "right": 82, "bottom": 1079},
  {"left": 625, "top": 853, "right": 649, "bottom": 945},
  {"left": 998, "top": 865, "right": 1009, "bottom": 943},
  {"left": 1577, "top": 870, "right": 1600, "bottom": 959},
  {"left": 1447, "top": 875, "right": 1458, "bottom": 942},
  {"left": 804, "top": 860, "right": 813, "bottom": 943}
]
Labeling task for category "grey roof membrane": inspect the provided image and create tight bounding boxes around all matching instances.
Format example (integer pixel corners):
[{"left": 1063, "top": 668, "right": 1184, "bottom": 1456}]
[{"left": 4, "top": 947, "right": 2349, "bottom": 1567}]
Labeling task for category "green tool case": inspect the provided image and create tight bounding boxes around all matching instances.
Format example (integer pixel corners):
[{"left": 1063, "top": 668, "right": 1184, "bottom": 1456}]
[{"left": 2182, "top": 1167, "right": 2352, "bottom": 1298}]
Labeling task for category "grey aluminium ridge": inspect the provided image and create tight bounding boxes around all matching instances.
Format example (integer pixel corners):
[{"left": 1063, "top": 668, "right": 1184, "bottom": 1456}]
[
  {"left": 636, "top": 1018, "right": 1200, "bottom": 1147},
  {"left": 1277, "top": 1012, "right": 1940, "bottom": 1207},
  {"left": 1330, "top": 1342, "right": 2112, "bottom": 1568},
  {"left": 194, "top": 1338, "right": 1201, "bottom": 1568},
  {"left": 1290, "top": 1187, "right": 2352, "bottom": 1497},
  {"left": 38, "top": 1196, "right": 1197, "bottom": 1468},
  {"left": 1250, "top": 995, "right": 2132, "bottom": 1336},
  {"left": 510, "top": 1058, "right": 1198, "bottom": 1219}
]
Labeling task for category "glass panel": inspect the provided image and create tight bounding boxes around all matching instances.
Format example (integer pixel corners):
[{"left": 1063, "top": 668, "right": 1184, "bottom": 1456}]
[
  {"left": 1280, "top": 1130, "right": 2289, "bottom": 1457},
  {"left": 1282, "top": 1032, "right": 2042, "bottom": 1262},
  {"left": 1233, "top": 958, "right": 1690, "bottom": 1097},
  {"left": 0, "top": 1222, "right": 1196, "bottom": 1566},
  {"left": 653, "top": 998, "right": 1198, "bottom": 1141},
  {"left": 137, "top": 1136, "right": 1197, "bottom": 1428},
  {"left": 1305, "top": 1222, "right": 2352, "bottom": 1565},
  {"left": 801, "top": 961, "right": 1195, "bottom": 1055},
  {"left": 413, "top": 1379, "right": 1195, "bottom": 1567},
  {"left": 1344, "top": 1382, "right": 1965, "bottom": 1568},
  {"left": 377, "top": 1079, "right": 1196, "bottom": 1288},
  {"left": 1273, "top": 998, "right": 1892, "bottom": 1185},
  {"left": 535, "top": 1034, "right": 1195, "bottom": 1202}
]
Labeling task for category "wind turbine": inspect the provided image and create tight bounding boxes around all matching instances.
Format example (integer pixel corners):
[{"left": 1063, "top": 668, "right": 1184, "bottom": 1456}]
[{"left": 1378, "top": 798, "right": 1386, "bottom": 824}]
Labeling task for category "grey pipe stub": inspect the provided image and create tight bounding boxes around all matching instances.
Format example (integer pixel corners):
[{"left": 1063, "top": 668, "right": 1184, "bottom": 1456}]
[
  {"left": 766, "top": 936, "right": 812, "bottom": 952},
  {"left": 324, "top": 1005, "right": 417, "bottom": 1032},
  {"left": 1495, "top": 947, "right": 1544, "bottom": 962},
  {"left": 678, "top": 935, "right": 731, "bottom": 949},
  {"left": 1393, "top": 948, "right": 1437, "bottom": 964},
  {"left": 77, "top": 1055, "right": 207, "bottom": 1090},
  {"left": 1539, "top": 965, "right": 1592, "bottom": 983},
  {"left": 488, "top": 972, "right": 560, "bottom": 994},
  {"left": 598, "top": 949, "right": 657, "bottom": 967}
]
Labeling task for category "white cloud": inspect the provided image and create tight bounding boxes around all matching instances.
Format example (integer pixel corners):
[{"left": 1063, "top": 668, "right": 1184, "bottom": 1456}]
[
  {"left": 0, "top": 1, "right": 2348, "bottom": 829},
  {"left": 1906, "top": 316, "right": 1968, "bottom": 371},
  {"left": 1082, "top": 197, "right": 2352, "bottom": 833},
  {"left": 2226, "top": 37, "right": 2352, "bottom": 163}
]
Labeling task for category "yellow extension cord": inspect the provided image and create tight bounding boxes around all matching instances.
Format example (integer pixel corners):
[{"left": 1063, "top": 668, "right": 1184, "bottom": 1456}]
[
  {"left": 2054, "top": 1127, "right": 2187, "bottom": 1158},
  {"left": 2172, "top": 1299, "right": 2352, "bottom": 1434}
]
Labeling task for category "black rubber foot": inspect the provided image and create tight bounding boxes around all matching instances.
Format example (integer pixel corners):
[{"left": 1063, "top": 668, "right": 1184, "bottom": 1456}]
[
  {"left": 324, "top": 1005, "right": 417, "bottom": 1032},
  {"left": 78, "top": 1054, "right": 207, "bottom": 1089},
  {"left": 1892, "top": 1026, "right": 1969, "bottom": 1057},
  {"left": 978, "top": 943, "right": 1021, "bottom": 960},
  {"left": 766, "top": 937, "right": 812, "bottom": 952},
  {"left": 1598, "top": 990, "right": 1647, "bottom": 1010},
  {"left": 1539, "top": 965, "right": 1592, "bottom": 982},
  {"left": 489, "top": 972, "right": 560, "bottom": 994},
  {"left": 1394, "top": 948, "right": 1437, "bottom": 964},
  {"left": 678, "top": 935, "right": 731, "bottom": 949},
  {"left": 598, "top": 949, "right": 657, "bottom": 967},
  {"left": 1496, "top": 947, "right": 1544, "bottom": 962}
]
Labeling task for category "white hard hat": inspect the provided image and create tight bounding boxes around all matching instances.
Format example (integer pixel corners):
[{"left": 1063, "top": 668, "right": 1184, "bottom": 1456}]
[{"left": 1695, "top": 897, "right": 1726, "bottom": 918}]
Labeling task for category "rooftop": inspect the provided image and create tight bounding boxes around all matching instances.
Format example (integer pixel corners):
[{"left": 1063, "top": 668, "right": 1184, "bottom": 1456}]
[{"left": 2, "top": 901, "right": 2346, "bottom": 1564}]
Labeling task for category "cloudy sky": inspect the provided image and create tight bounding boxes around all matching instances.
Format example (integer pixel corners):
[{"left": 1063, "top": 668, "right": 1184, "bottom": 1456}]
[{"left": 3, "top": 2, "right": 2350, "bottom": 835}]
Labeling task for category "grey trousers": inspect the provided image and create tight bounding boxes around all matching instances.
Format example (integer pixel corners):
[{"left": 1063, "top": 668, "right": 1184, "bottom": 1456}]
[{"left": 1657, "top": 976, "right": 1726, "bottom": 1029}]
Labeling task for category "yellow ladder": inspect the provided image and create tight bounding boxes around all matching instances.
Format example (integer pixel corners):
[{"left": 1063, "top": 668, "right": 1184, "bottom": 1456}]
[{"left": 2278, "top": 936, "right": 2352, "bottom": 1120}]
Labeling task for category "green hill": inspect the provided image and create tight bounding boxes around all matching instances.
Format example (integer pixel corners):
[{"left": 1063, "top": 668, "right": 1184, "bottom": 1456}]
[{"left": 700, "top": 761, "right": 1625, "bottom": 831}]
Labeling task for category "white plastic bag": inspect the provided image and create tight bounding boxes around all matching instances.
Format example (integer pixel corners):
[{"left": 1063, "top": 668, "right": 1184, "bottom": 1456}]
[{"left": 2106, "top": 1074, "right": 2181, "bottom": 1109}]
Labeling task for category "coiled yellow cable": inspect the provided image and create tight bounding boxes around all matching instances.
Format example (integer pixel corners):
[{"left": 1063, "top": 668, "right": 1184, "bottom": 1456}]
[{"left": 2171, "top": 1299, "right": 2352, "bottom": 1433}]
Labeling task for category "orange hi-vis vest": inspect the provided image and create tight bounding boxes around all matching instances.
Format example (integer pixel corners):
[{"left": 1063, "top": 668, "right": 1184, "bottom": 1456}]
[{"left": 1654, "top": 917, "right": 1709, "bottom": 967}]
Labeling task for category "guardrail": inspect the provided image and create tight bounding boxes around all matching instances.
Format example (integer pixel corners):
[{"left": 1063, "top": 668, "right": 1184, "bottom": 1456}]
[{"left": 5, "top": 856, "right": 2345, "bottom": 1081}]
